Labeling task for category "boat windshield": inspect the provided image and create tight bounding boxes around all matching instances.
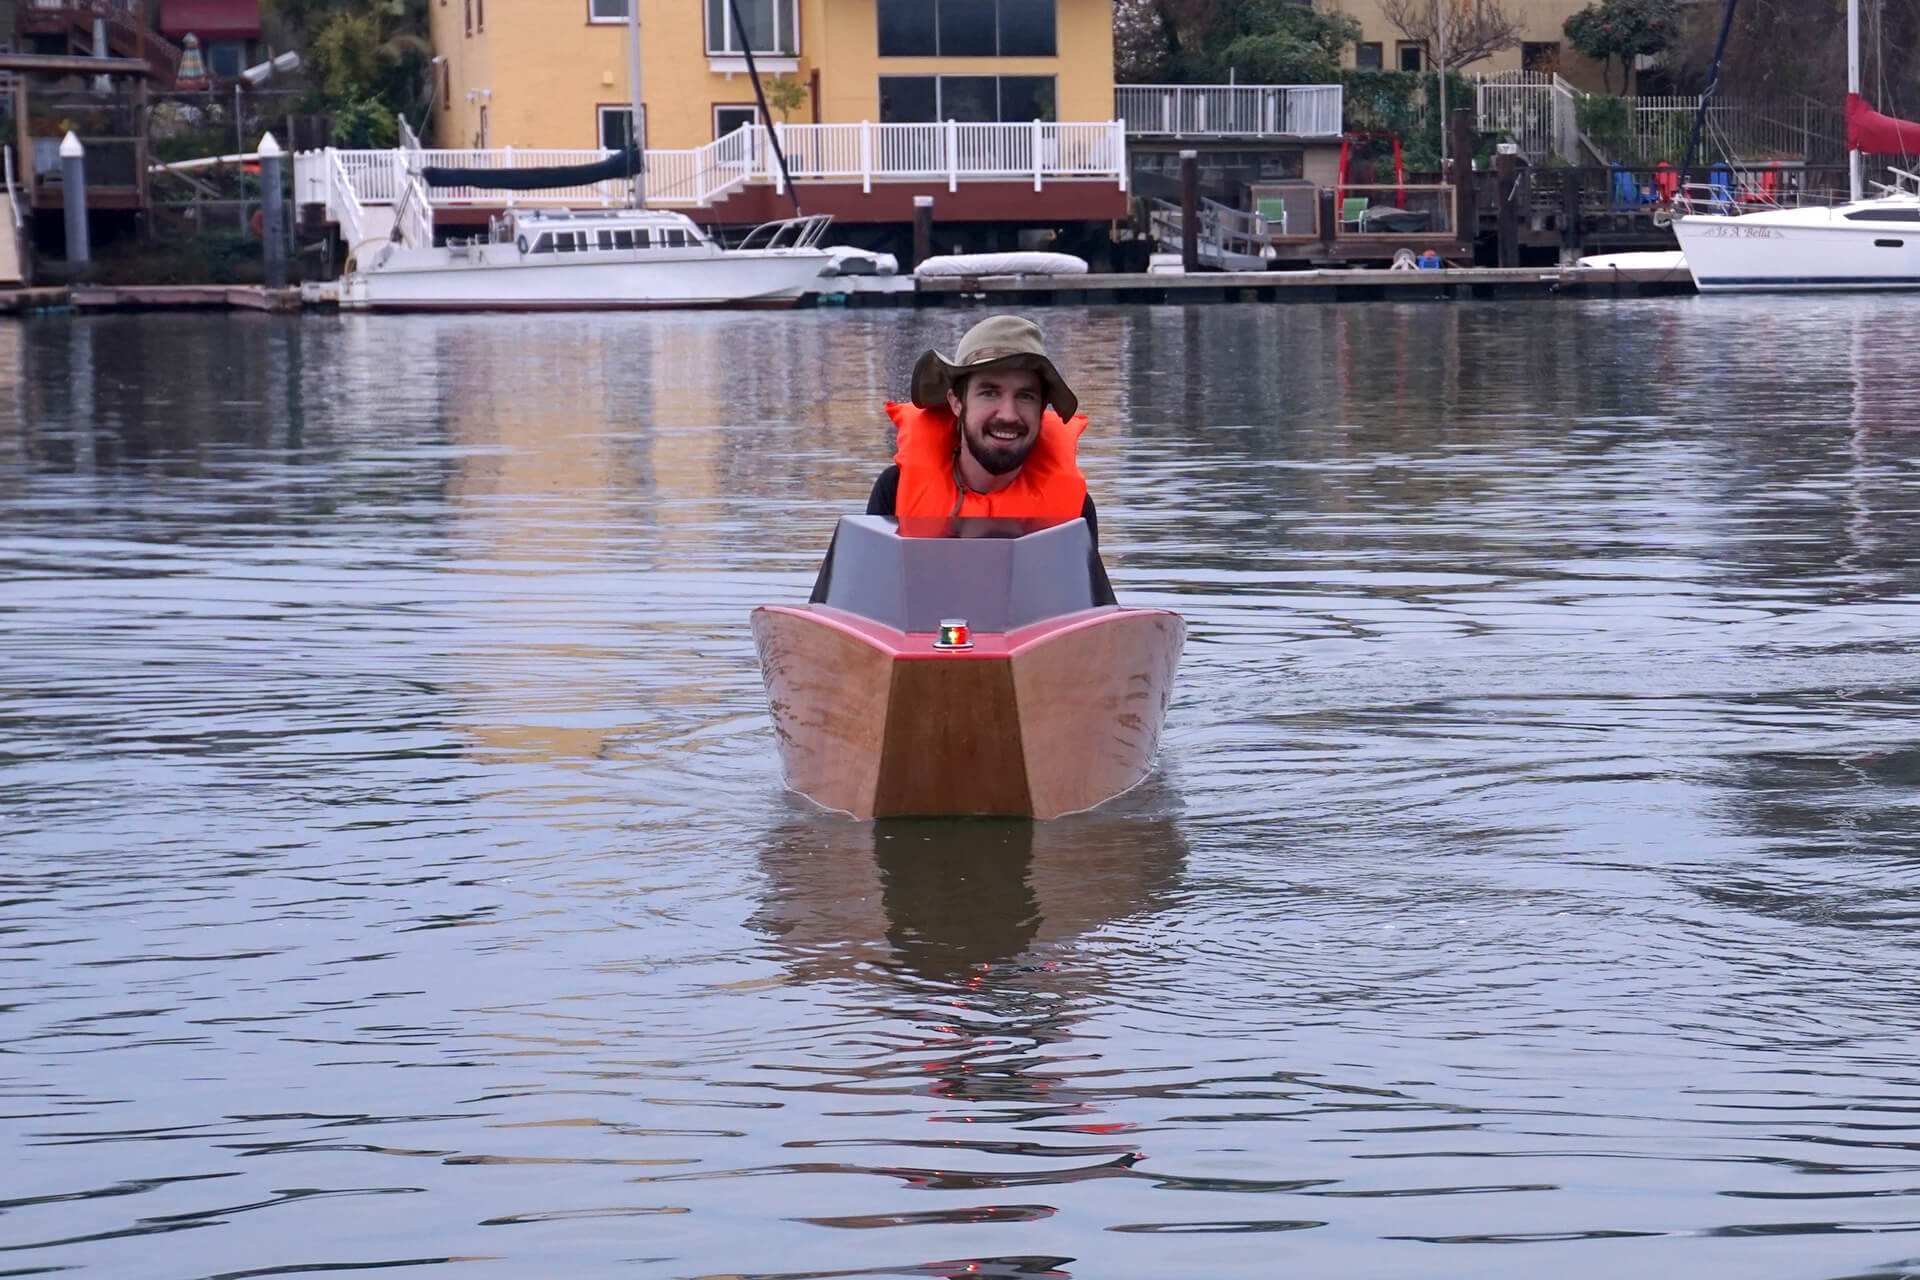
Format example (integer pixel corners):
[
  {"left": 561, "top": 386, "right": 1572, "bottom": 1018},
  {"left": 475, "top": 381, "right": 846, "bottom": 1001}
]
[{"left": 807, "top": 515, "right": 1115, "bottom": 631}]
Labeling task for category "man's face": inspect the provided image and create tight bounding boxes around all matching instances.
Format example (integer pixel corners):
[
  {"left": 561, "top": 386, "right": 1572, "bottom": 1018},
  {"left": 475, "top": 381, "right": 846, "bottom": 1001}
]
[{"left": 948, "top": 367, "right": 1046, "bottom": 478}]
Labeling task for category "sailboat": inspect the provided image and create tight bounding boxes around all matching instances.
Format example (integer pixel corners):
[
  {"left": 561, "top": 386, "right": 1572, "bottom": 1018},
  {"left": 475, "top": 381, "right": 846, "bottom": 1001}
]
[
  {"left": 340, "top": 0, "right": 832, "bottom": 311},
  {"left": 1671, "top": 0, "right": 1920, "bottom": 292}
]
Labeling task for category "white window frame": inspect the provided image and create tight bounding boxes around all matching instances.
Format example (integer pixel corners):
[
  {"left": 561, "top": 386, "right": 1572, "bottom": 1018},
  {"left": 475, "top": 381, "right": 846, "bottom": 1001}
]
[
  {"left": 705, "top": 0, "right": 799, "bottom": 57},
  {"left": 598, "top": 104, "right": 646, "bottom": 151},
  {"left": 713, "top": 104, "right": 761, "bottom": 138},
  {"left": 588, "top": 0, "right": 629, "bottom": 24}
]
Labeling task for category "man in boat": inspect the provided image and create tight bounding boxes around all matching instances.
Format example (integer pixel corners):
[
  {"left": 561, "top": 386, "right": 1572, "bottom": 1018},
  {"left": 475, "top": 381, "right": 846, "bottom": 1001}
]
[{"left": 868, "top": 314, "right": 1100, "bottom": 542}]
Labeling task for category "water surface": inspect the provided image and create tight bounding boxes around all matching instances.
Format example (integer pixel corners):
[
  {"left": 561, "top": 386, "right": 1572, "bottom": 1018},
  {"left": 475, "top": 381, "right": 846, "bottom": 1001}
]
[{"left": 3, "top": 301, "right": 1919, "bottom": 1280}]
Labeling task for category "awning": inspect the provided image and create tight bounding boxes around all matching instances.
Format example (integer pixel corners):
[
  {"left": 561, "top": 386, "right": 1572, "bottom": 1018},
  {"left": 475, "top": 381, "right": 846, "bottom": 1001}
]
[
  {"left": 1846, "top": 92, "right": 1920, "bottom": 155},
  {"left": 158, "top": 0, "right": 261, "bottom": 42}
]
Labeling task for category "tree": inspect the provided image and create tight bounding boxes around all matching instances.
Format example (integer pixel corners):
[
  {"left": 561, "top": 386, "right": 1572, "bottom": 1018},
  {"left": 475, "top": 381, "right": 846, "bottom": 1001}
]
[
  {"left": 266, "top": 0, "right": 433, "bottom": 123},
  {"left": 1114, "top": 0, "right": 1357, "bottom": 84},
  {"left": 1563, "top": 0, "right": 1678, "bottom": 93},
  {"left": 1380, "top": 0, "right": 1524, "bottom": 71},
  {"left": 761, "top": 73, "right": 807, "bottom": 124}
]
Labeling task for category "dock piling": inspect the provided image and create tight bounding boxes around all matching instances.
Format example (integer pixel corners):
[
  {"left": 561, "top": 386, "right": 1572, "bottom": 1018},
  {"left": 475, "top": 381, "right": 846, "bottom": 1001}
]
[
  {"left": 1494, "top": 150, "right": 1520, "bottom": 269},
  {"left": 1179, "top": 150, "right": 1198, "bottom": 274},
  {"left": 59, "top": 132, "right": 89, "bottom": 277},
  {"left": 259, "top": 132, "right": 286, "bottom": 290},
  {"left": 912, "top": 195, "right": 932, "bottom": 270}
]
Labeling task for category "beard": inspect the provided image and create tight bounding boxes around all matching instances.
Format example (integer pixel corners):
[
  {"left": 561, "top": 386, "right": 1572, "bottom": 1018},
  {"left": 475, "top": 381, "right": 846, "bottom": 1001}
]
[{"left": 960, "top": 409, "right": 1037, "bottom": 477}]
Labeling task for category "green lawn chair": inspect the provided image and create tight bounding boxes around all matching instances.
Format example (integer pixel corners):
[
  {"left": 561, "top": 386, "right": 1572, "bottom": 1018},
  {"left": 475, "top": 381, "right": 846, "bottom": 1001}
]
[{"left": 1339, "top": 196, "right": 1368, "bottom": 231}]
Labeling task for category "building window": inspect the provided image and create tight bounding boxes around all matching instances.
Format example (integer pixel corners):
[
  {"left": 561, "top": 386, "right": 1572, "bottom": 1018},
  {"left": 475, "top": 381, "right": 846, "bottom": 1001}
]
[
  {"left": 476, "top": 0, "right": 484, "bottom": 29},
  {"left": 1355, "top": 41, "right": 1382, "bottom": 69},
  {"left": 877, "top": 0, "right": 1055, "bottom": 56},
  {"left": 441, "top": 59, "right": 451, "bottom": 107},
  {"left": 464, "top": 0, "right": 471, "bottom": 35},
  {"left": 878, "top": 74, "right": 1057, "bottom": 123},
  {"left": 589, "top": 0, "right": 629, "bottom": 20},
  {"left": 1522, "top": 41, "right": 1560, "bottom": 73},
  {"left": 599, "top": 104, "right": 647, "bottom": 150},
  {"left": 206, "top": 40, "right": 243, "bottom": 78},
  {"left": 714, "top": 104, "right": 760, "bottom": 137},
  {"left": 706, "top": 0, "right": 798, "bottom": 55},
  {"left": 1397, "top": 42, "right": 1422, "bottom": 71}
]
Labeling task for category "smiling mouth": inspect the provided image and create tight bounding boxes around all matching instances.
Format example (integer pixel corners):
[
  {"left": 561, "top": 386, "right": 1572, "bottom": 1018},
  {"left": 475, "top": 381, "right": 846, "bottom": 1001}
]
[{"left": 985, "top": 425, "right": 1025, "bottom": 442}]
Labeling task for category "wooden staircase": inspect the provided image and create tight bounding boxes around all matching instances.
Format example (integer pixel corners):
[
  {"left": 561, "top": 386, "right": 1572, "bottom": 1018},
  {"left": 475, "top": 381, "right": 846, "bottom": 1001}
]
[{"left": 17, "top": 0, "right": 183, "bottom": 85}]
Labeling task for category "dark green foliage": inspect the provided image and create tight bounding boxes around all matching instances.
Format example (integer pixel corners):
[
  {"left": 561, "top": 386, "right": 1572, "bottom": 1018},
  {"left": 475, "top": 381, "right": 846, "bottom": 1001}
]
[
  {"left": 265, "top": 0, "right": 432, "bottom": 127},
  {"left": 1118, "top": 0, "right": 1360, "bottom": 85},
  {"left": 1562, "top": 0, "right": 1677, "bottom": 92},
  {"left": 1341, "top": 69, "right": 1477, "bottom": 171}
]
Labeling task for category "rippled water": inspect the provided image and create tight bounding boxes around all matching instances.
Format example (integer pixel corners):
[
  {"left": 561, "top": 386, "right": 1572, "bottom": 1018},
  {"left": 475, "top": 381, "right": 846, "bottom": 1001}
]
[{"left": 4, "top": 301, "right": 1919, "bottom": 1280}]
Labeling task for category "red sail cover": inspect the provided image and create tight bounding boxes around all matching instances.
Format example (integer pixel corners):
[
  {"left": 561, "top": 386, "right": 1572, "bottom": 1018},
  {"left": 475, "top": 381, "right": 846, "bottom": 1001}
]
[{"left": 1847, "top": 92, "right": 1920, "bottom": 153}]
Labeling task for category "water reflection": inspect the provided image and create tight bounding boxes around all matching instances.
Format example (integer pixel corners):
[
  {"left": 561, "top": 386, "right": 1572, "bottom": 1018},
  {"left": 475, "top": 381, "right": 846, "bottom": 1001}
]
[{"left": 754, "top": 815, "right": 1188, "bottom": 986}]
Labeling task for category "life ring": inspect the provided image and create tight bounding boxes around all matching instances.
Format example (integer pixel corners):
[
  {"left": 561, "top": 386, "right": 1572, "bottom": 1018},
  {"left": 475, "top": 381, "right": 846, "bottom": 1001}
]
[{"left": 516, "top": 234, "right": 529, "bottom": 254}]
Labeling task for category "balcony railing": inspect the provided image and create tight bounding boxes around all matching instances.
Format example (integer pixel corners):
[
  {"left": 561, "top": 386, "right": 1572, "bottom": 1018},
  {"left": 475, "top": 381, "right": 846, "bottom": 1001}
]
[
  {"left": 304, "top": 120, "right": 1128, "bottom": 215},
  {"left": 1117, "top": 85, "right": 1343, "bottom": 139}
]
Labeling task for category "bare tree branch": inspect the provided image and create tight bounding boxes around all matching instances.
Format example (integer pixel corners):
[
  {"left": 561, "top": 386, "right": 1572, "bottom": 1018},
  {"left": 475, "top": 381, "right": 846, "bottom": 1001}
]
[{"left": 1378, "top": 0, "right": 1526, "bottom": 69}]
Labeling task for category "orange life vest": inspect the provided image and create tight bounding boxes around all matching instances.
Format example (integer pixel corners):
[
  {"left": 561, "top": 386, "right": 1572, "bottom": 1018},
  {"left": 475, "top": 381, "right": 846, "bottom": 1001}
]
[{"left": 885, "top": 401, "right": 1089, "bottom": 519}]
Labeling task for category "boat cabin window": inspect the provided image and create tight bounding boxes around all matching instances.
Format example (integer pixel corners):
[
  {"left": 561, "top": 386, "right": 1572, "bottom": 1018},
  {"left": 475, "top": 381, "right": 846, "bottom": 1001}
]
[
  {"left": 597, "top": 231, "right": 614, "bottom": 249},
  {"left": 664, "top": 228, "right": 687, "bottom": 248},
  {"left": 531, "top": 233, "right": 553, "bottom": 253},
  {"left": 613, "top": 230, "right": 635, "bottom": 249},
  {"left": 1845, "top": 207, "right": 1920, "bottom": 222}
]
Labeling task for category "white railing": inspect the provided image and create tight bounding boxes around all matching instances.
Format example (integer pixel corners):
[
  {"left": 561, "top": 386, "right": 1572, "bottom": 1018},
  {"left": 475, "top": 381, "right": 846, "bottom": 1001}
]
[
  {"left": 391, "top": 151, "right": 433, "bottom": 248},
  {"left": 323, "top": 120, "right": 1128, "bottom": 211},
  {"left": 324, "top": 147, "right": 370, "bottom": 248},
  {"left": 1474, "top": 72, "right": 1581, "bottom": 164},
  {"left": 405, "top": 148, "right": 630, "bottom": 205},
  {"left": 1116, "top": 85, "right": 1343, "bottom": 138},
  {"left": 398, "top": 115, "right": 422, "bottom": 154},
  {"left": 647, "top": 125, "right": 758, "bottom": 206}
]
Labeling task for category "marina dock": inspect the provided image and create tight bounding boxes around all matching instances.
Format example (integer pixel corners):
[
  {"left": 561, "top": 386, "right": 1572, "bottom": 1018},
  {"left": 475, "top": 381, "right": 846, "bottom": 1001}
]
[{"left": 0, "top": 264, "right": 1697, "bottom": 316}]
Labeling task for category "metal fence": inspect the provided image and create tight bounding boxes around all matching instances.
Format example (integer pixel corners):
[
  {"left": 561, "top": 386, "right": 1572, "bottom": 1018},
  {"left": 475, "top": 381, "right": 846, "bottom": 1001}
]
[
  {"left": 1116, "top": 85, "right": 1344, "bottom": 138},
  {"left": 1624, "top": 96, "right": 1846, "bottom": 165}
]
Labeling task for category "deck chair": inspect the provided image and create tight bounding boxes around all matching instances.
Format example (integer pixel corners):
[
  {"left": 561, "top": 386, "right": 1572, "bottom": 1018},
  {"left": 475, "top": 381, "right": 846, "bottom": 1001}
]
[
  {"left": 1255, "top": 196, "right": 1289, "bottom": 235},
  {"left": 1339, "top": 197, "right": 1368, "bottom": 230}
]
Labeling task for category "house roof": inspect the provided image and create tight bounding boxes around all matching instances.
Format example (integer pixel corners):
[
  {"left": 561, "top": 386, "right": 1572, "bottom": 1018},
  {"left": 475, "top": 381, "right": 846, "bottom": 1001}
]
[{"left": 158, "top": 0, "right": 261, "bottom": 42}]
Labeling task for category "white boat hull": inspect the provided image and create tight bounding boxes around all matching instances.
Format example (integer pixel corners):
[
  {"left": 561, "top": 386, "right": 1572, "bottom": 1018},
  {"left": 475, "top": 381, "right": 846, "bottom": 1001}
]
[
  {"left": 1673, "top": 201, "right": 1920, "bottom": 292},
  {"left": 342, "top": 242, "right": 830, "bottom": 311}
]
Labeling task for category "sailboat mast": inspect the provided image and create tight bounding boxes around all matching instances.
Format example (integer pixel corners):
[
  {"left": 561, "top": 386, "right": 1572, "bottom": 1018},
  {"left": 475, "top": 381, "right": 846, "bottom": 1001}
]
[
  {"left": 1848, "top": 0, "right": 1862, "bottom": 201},
  {"left": 627, "top": 0, "right": 646, "bottom": 207}
]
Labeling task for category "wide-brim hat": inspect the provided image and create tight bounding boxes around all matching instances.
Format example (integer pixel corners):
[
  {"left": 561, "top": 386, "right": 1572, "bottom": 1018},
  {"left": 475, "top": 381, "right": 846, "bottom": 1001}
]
[{"left": 909, "top": 314, "right": 1078, "bottom": 421}]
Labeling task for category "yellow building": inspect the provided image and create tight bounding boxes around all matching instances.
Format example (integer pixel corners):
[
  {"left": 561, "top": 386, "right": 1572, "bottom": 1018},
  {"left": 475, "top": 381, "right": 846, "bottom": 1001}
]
[
  {"left": 429, "top": 0, "right": 1117, "bottom": 152},
  {"left": 1323, "top": 0, "right": 1611, "bottom": 92}
]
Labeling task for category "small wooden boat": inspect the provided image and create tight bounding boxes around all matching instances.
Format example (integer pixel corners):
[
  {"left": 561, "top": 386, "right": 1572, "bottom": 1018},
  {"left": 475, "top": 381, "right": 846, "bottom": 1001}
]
[{"left": 751, "top": 515, "right": 1183, "bottom": 819}]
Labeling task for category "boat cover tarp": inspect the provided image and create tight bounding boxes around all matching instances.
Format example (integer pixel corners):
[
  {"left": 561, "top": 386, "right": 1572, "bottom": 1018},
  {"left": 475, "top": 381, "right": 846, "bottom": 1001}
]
[
  {"left": 1846, "top": 93, "right": 1920, "bottom": 155},
  {"left": 421, "top": 148, "right": 640, "bottom": 190}
]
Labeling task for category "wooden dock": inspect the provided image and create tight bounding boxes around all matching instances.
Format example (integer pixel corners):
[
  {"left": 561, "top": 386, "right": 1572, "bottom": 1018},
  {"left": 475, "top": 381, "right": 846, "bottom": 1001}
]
[
  {"left": 0, "top": 285, "right": 304, "bottom": 314},
  {"left": 845, "top": 264, "right": 1698, "bottom": 307},
  {"left": 0, "top": 266, "right": 1697, "bottom": 316}
]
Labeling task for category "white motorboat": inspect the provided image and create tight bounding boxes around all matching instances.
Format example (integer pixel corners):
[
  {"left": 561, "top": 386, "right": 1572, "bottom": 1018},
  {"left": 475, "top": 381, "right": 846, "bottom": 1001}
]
[{"left": 340, "top": 207, "right": 833, "bottom": 311}]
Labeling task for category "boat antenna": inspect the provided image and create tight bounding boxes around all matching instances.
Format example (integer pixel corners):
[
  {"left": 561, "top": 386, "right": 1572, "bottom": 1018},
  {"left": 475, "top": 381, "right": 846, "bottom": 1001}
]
[
  {"left": 1678, "top": 0, "right": 1740, "bottom": 202},
  {"left": 625, "top": 0, "right": 646, "bottom": 207},
  {"left": 727, "top": 0, "right": 802, "bottom": 215}
]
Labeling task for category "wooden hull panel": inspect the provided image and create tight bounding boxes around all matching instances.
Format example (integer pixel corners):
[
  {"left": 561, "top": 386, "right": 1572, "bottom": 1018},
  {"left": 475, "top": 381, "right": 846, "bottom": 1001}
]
[{"left": 752, "top": 605, "right": 1183, "bottom": 820}]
